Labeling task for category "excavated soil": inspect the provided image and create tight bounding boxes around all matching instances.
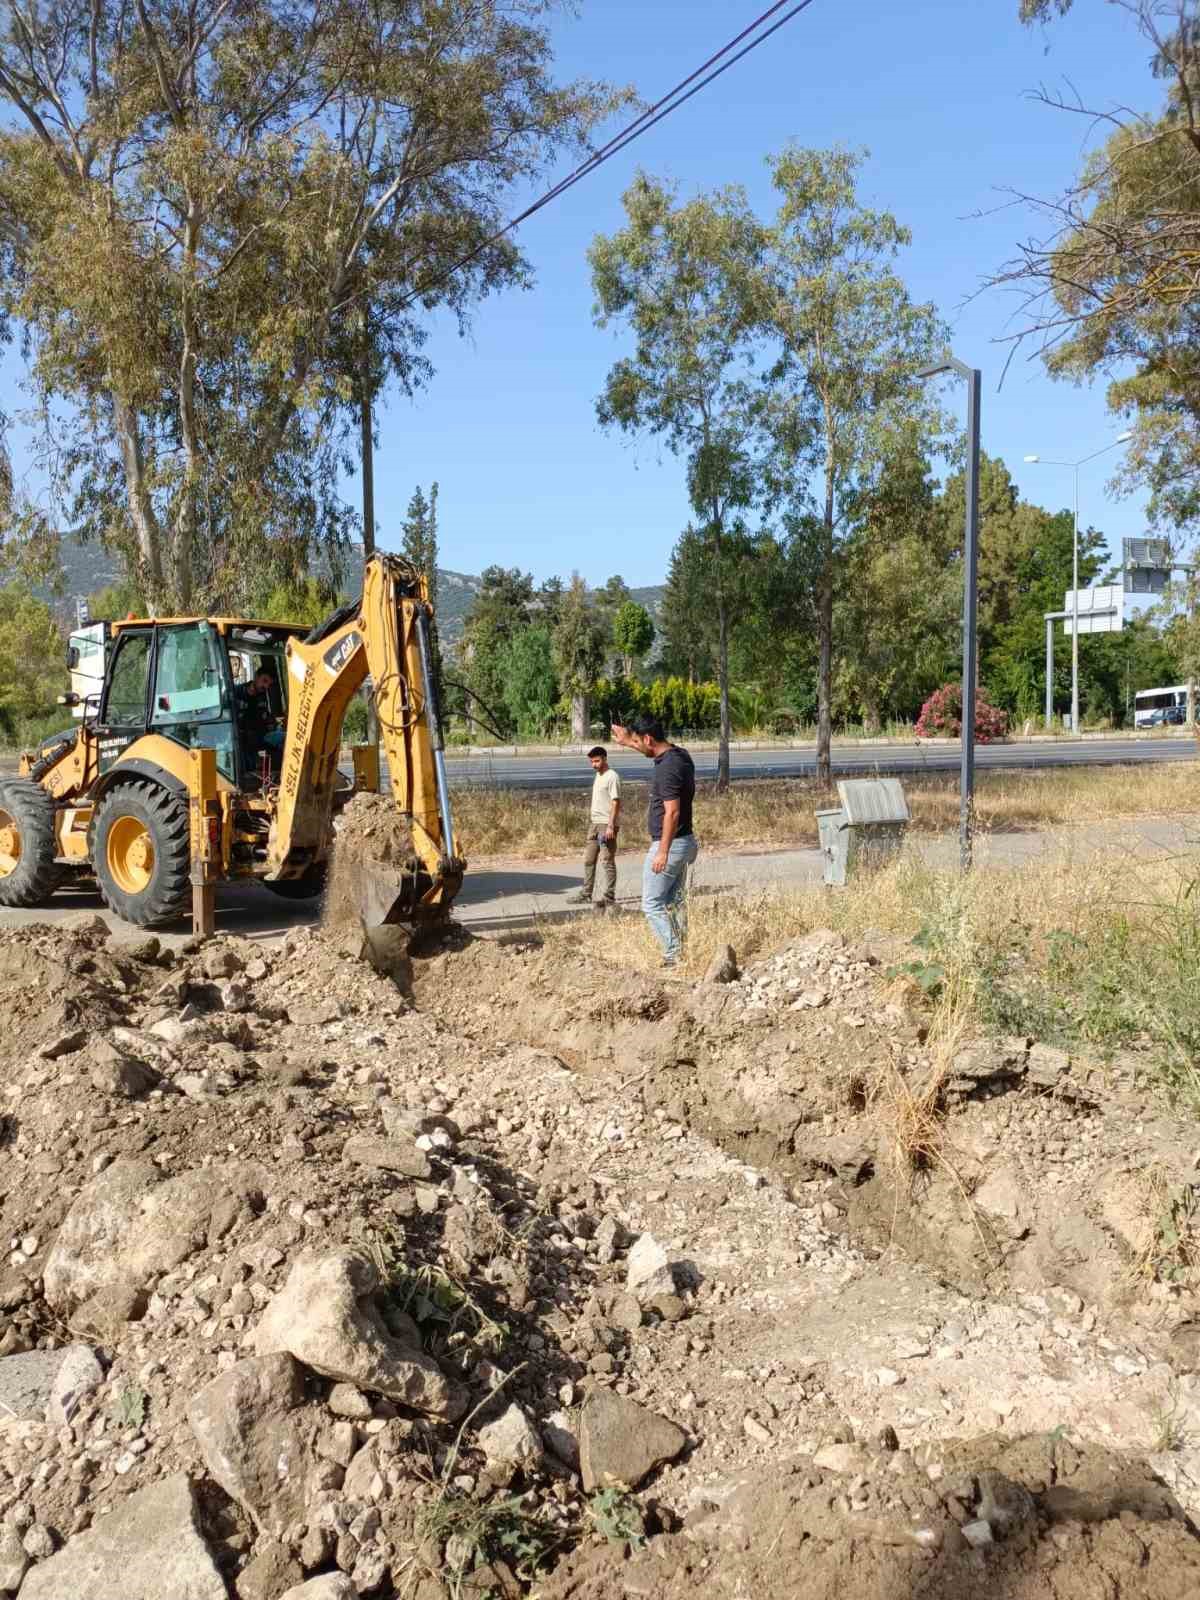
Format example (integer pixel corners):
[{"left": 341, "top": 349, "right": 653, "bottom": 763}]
[
  {"left": 322, "top": 792, "right": 422, "bottom": 957},
  {"left": 0, "top": 912, "right": 1199, "bottom": 1599}
]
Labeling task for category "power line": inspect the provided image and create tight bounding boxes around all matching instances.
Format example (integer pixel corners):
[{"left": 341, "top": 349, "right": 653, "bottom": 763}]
[{"left": 398, "top": 0, "right": 818, "bottom": 312}]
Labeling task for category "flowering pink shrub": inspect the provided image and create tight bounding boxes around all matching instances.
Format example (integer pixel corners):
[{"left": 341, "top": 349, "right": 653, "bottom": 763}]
[{"left": 916, "top": 683, "right": 1009, "bottom": 743}]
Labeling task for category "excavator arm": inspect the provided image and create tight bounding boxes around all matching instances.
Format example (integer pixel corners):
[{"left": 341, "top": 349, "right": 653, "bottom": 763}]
[{"left": 266, "top": 554, "right": 463, "bottom": 922}]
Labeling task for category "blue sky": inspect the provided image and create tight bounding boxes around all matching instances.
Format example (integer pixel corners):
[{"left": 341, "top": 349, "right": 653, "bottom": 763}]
[{"left": 0, "top": 0, "right": 1160, "bottom": 590}]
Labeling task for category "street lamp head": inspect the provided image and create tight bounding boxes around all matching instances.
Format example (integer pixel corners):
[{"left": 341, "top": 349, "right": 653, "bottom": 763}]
[
  {"left": 1116, "top": 430, "right": 1133, "bottom": 443},
  {"left": 1024, "top": 454, "right": 1040, "bottom": 463}
]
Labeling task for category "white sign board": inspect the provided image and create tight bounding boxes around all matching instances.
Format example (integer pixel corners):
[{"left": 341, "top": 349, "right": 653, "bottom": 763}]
[{"left": 1062, "top": 584, "right": 1124, "bottom": 635}]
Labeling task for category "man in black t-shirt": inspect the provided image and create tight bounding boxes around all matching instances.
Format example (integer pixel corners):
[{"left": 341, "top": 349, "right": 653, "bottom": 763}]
[{"left": 610, "top": 714, "right": 699, "bottom": 967}]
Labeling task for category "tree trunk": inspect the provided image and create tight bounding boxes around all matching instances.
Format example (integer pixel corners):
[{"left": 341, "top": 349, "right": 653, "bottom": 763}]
[
  {"left": 571, "top": 691, "right": 590, "bottom": 741},
  {"left": 861, "top": 695, "right": 881, "bottom": 737},
  {"left": 816, "top": 573, "right": 833, "bottom": 786},
  {"left": 360, "top": 314, "right": 379, "bottom": 751},
  {"left": 716, "top": 592, "right": 731, "bottom": 792},
  {"left": 817, "top": 465, "right": 836, "bottom": 787},
  {"left": 112, "top": 394, "right": 164, "bottom": 606},
  {"left": 175, "top": 204, "right": 200, "bottom": 611},
  {"left": 360, "top": 320, "right": 375, "bottom": 558}
]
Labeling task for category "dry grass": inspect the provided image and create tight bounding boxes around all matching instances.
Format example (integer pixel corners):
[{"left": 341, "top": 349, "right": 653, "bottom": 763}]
[{"left": 455, "top": 760, "right": 1200, "bottom": 862}]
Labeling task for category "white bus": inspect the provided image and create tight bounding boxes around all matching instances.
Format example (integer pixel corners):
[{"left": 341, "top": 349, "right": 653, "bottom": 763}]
[{"left": 1134, "top": 685, "right": 1189, "bottom": 728}]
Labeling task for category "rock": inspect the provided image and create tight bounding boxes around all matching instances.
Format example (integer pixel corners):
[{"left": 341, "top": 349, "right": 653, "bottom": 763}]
[
  {"left": 342, "top": 1136, "right": 432, "bottom": 1180},
  {"left": 64, "top": 912, "right": 110, "bottom": 939},
  {"left": 1027, "top": 1042, "right": 1070, "bottom": 1088},
  {"left": 88, "top": 1042, "right": 158, "bottom": 1099},
  {"left": 543, "top": 1410, "right": 580, "bottom": 1473},
  {"left": 947, "top": 1041, "right": 1026, "bottom": 1095},
  {"left": 742, "top": 1414, "right": 772, "bottom": 1444},
  {"left": 961, "top": 1519, "right": 994, "bottom": 1548},
  {"left": 975, "top": 1165, "right": 1032, "bottom": 1241},
  {"left": 607, "top": 1291, "right": 643, "bottom": 1332},
  {"left": 22, "top": 1524, "right": 54, "bottom": 1561},
  {"left": 876, "top": 1367, "right": 903, "bottom": 1387},
  {"left": 0, "top": 1346, "right": 100, "bottom": 1423},
  {"left": 279, "top": 1577, "right": 356, "bottom": 1600},
  {"left": 478, "top": 1404, "right": 544, "bottom": 1477},
  {"left": 43, "top": 1158, "right": 265, "bottom": 1315},
  {"left": 73, "top": 1280, "right": 149, "bottom": 1341},
  {"left": 0, "top": 1524, "right": 28, "bottom": 1592},
  {"left": 36, "top": 1028, "right": 88, "bottom": 1061},
  {"left": 578, "top": 1389, "right": 687, "bottom": 1491},
  {"left": 647, "top": 1293, "right": 686, "bottom": 1323},
  {"left": 202, "top": 945, "right": 244, "bottom": 979},
  {"left": 119, "top": 935, "right": 161, "bottom": 963},
  {"left": 703, "top": 945, "right": 739, "bottom": 985},
  {"left": 625, "top": 1234, "right": 675, "bottom": 1303},
  {"left": 253, "top": 1249, "right": 464, "bottom": 1418},
  {"left": 328, "top": 1382, "right": 373, "bottom": 1420},
  {"left": 45, "top": 1343, "right": 105, "bottom": 1427},
  {"left": 187, "top": 1352, "right": 319, "bottom": 1536},
  {"left": 593, "top": 1215, "right": 625, "bottom": 1264},
  {"left": 19, "top": 1474, "right": 226, "bottom": 1600},
  {"left": 380, "top": 1103, "right": 462, "bottom": 1144},
  {"left": 813, "top": 1443, "right": 870, "bottom": 1475},
  {"left": 235, "top": 1540, "right": 303, "bottom": 1600}
]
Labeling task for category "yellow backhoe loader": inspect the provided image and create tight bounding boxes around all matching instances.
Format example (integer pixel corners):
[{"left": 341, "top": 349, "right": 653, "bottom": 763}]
[{"left": 0, "top": 555, "right": 463, "bottom": 935}]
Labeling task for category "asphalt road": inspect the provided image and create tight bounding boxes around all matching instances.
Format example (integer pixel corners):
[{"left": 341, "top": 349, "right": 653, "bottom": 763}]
[{"left": 444, "top": 736, "right": 1198, "bottom": 790}]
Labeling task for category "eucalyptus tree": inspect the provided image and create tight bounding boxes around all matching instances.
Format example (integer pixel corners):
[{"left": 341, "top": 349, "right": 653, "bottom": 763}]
[
  {"left": 756, "top": 145, "right": 945, "bottom": 781},
  {"left": 590, "top": 175, "right": 766, "bottom": 789},
  {"left": 0, "top": 0, "right": 620, "bottom": 609}
]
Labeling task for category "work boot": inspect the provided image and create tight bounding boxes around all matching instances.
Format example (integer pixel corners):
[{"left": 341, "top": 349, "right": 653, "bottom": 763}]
[{"left": 567, "top": 890, "right": 590, "bottom": 906}]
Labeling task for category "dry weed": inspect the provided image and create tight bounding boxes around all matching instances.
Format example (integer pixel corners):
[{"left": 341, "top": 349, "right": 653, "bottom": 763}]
[{"left": 457, "top": 761, "right": 1200, "bottom": 862}]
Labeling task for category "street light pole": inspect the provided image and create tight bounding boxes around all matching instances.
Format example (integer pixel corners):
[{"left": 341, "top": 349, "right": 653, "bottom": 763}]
[
  {"left": 1072, "top": 462, "right": 1079, "bottom": 736},
  {"left": 920, "top": 353, "right": 981, "bottom": 872},
  {"left": 1025, "top": 431, "right": 1131, "bottom": 734}
]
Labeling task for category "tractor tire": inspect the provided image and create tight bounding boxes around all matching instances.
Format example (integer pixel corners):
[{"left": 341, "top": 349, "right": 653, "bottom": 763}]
[
  {"left": 93, "top": 780, "right": 190, "bottom": 927},
  {"left": 262, "top": 867, "right": 327, "bottom": 901},
  {"left": 0, "top": 779, "right": 64, "bottom": 908}
]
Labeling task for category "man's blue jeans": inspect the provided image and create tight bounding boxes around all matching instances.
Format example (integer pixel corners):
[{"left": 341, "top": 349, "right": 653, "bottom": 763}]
[{"left": 642, "top": 834, "right": 699, "bottom": 962}]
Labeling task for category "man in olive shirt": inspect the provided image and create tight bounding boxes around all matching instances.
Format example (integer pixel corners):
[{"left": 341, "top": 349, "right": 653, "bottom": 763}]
[
  {"left": 569, "top": 745, "right": 622, "bottom": 907},
  {"left": 610, "top": 715, "right": 698, "bottom": 966}
]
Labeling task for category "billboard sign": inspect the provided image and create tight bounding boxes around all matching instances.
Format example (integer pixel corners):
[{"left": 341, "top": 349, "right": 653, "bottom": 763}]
[
  {"left": 1063, "top": 584, "right": 1124, "bottom": 634},
  {"left": 1123, "top": 536, "right": 1173, "bottom": 594}
]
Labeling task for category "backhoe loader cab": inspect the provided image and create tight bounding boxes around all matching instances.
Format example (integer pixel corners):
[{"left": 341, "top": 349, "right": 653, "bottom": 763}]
[{"left": 0, "top": 555, "right": 463, "bottom": 934}]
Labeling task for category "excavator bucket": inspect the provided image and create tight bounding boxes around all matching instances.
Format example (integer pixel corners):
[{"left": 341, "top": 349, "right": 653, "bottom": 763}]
[{"left": 320, "top": 793, "right": 457, "bottom": 974}]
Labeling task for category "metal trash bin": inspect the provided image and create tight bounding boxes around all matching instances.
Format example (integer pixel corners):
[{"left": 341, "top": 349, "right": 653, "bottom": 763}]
[{"left": 816, "top": 778, "right": 910, "bottom": 887}]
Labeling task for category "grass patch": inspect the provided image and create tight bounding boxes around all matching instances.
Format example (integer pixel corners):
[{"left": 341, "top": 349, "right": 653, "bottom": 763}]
[
  {"left": 453, "top": 761, "right": 1200, "bottom": 862},
  {"left": 545, "top": 837, "right": 1200, "bottom": 1111}
]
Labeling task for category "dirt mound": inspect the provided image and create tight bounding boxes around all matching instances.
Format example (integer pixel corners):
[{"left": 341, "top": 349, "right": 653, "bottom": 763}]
[
  {"left": 322, "top": 792, "right": 423, "bottom": 957},
  {"left": 1, "top": 911, "right": 1200, "bottom": 1597},
  {"left": 540, "top": 1434, "right": 1200, "bottom": 1600}
]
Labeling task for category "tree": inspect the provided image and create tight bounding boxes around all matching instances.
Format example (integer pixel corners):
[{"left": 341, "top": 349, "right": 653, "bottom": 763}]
[
  {"left": 0, "top": 1, "right": 621, "bottom": 611},
  {"left": 591, "top": 176, "right": 766, "bottom": 789},
  {"left": 553, "top": 575, "right": 608, "bottom": 739},
  {"left": 836, "top": 444, "right": 959, "bottom": 729},
  {"left": 402, "top": 481, "right": 442, "bottom": 698},
  {"left": 757, "top": 146, "right": 944, "bottom": 782},
  {"left": 1000, "top": 1, "right": 1200, "bottom": 530},
  {"left": 460, "top": 566, "right": 537, "bottom": 735},
  {"left": 499, "top": 625, "right": 558, "bottom": 736},
  {"left": 0, "top": 583, "right": 64, "bottom": 740},
  {"left": 660, "top": 529, "right": 716, "bottom": 681},
  {"left": 612, "top": 600, "right": 655, "bottom": 676},
  {"left": 87, "top": 580, "right": 147, "bottom": 622}
]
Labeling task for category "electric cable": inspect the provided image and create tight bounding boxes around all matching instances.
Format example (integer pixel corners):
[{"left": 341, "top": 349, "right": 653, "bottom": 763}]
[{"left": 396, "top": 0, "right": 818, "bottom": 312}]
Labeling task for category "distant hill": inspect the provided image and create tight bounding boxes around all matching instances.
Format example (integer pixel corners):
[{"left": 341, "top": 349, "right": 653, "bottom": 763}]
[{"left": 35, "top": 540, "right": 664, "bottom": 645}]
